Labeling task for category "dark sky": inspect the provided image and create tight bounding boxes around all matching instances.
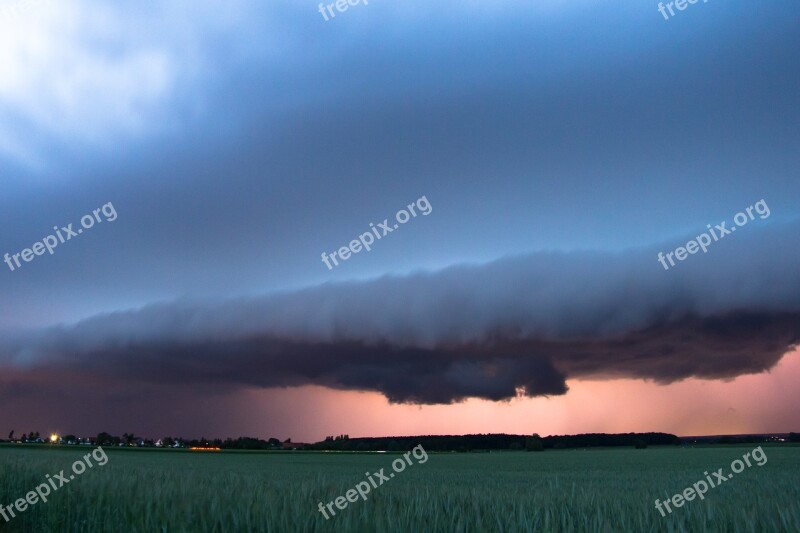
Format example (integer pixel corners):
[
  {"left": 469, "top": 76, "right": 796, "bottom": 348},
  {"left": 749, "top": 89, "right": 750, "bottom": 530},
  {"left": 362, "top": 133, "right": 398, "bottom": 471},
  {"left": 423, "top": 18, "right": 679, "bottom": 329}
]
[{"left": 0, "top": 0, "right": 798, "bottom": 440}]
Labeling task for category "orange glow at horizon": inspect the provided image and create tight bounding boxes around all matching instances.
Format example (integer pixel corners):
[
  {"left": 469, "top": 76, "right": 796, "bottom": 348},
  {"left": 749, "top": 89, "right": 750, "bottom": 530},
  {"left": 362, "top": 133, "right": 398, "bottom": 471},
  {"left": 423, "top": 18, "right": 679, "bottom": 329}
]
[{"left": 230, "top": 348, "right": 800, "bottom": 443}]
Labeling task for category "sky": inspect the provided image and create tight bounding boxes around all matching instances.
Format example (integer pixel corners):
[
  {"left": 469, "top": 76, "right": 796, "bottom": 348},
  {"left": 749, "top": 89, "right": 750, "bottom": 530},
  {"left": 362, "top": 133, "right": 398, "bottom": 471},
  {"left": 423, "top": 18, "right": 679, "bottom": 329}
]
[{"left": 0, "top": 0, "right": 798, "bottom": 443}]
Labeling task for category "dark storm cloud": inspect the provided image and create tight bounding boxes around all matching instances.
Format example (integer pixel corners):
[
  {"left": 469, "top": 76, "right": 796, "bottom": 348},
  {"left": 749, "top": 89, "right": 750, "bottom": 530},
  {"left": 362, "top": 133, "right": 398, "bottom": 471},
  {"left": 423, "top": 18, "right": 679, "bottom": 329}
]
[{"left": 2, "top": 220, "right": 798, "bottom": 403}]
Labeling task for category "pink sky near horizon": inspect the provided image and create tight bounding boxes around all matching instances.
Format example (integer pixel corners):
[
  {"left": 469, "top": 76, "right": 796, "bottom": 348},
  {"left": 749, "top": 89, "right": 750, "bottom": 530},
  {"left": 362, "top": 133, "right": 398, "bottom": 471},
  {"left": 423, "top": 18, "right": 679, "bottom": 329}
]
[
  {"left": 4, "top": 349, "right": 796, "bottom": 443},
  {"left": 232, "top": 347, "right": 800, "bottom": 443}
]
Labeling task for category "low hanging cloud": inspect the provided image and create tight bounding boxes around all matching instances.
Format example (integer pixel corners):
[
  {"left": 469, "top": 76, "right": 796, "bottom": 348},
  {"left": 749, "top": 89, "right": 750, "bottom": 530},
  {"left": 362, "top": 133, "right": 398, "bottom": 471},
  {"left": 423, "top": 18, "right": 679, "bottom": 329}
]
[{"left": 1, "top": 219, "right": 799, "bottom": 404}]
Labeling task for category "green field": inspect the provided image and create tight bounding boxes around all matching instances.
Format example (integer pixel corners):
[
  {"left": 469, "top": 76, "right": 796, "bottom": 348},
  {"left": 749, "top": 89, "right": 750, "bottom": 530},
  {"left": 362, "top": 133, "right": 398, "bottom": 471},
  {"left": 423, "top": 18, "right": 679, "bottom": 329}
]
[{"left": 0, "top": 444, "right": 797, "bottom": 532}]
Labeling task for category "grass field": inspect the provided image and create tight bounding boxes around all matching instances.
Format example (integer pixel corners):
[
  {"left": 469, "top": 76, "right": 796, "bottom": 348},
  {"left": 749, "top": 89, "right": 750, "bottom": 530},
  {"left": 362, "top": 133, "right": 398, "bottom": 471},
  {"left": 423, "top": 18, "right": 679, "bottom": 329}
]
[{"left": 0, "top": 444, "right": 797, "bottom": 532}]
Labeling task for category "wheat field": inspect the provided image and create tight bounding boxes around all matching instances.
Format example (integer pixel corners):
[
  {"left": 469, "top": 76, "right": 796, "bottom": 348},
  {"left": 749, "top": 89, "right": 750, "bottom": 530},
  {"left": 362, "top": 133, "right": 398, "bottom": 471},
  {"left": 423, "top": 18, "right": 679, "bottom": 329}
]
[{"left": 0, "top": 445, "right": 797, "bottom": 532}]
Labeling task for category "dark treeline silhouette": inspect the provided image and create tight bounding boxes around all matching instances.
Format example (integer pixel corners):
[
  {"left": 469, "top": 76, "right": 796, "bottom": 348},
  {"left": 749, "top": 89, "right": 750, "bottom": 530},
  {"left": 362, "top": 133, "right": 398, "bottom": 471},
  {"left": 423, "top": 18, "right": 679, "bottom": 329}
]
[
  {"left": 3, "top": 432, "right": 298, "bottom": 450},
  {"left": 307, "top": 432, "right": 681, "bottom": 451},
  {"left": 4, "top": 431, "right": 797, "bottom": 451}
]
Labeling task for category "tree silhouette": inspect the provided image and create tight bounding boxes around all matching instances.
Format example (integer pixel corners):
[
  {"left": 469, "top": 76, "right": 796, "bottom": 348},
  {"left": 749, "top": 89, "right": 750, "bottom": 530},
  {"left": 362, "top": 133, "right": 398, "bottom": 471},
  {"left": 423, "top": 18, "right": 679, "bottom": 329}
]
[
  {"left": 97, "top": 432, "right": 115, "bottom": 446},
  {"left": 525, "top": 434, "right": 544, "bottom": 452}
]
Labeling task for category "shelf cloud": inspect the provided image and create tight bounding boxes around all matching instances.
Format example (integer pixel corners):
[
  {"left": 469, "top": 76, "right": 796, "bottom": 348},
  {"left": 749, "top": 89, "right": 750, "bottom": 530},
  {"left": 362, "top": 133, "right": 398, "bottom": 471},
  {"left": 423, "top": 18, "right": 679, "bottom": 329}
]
[{"left": 3, "top": 219, "right": 798, "bottom": 404}]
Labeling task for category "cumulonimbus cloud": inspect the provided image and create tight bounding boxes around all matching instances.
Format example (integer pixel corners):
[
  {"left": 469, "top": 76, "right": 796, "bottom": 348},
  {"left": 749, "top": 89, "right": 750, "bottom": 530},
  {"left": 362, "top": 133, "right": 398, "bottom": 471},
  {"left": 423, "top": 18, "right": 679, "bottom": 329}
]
[{"left": 1, "top": 219, "right": 798, "bottom": 404}]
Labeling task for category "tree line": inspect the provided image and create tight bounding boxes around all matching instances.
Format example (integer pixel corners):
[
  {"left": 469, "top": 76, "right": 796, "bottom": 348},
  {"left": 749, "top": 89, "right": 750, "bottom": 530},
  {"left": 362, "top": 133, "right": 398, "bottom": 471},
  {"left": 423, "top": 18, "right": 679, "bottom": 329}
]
[{"left": 307, "top": 432, "right": 682, "bottom": 452}]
